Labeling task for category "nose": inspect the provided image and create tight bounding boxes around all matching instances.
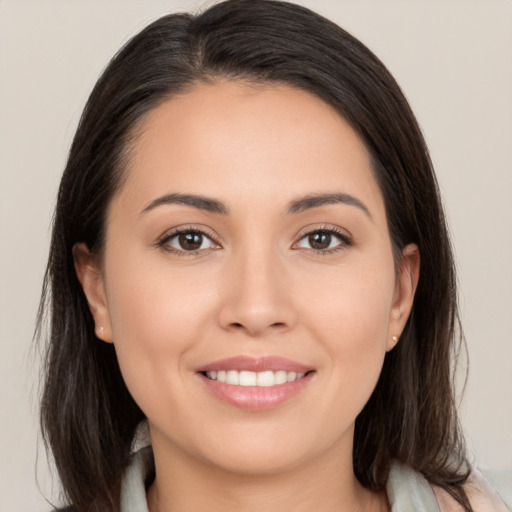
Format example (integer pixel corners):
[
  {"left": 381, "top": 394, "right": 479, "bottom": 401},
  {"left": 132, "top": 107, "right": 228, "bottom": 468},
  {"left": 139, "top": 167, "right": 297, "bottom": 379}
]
[{"left": 217, "top": 247, "right": 298, "bottom": 337}]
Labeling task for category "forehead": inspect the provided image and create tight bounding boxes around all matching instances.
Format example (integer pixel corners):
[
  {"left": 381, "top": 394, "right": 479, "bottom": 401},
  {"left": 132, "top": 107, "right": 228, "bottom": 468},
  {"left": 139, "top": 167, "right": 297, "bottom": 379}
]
[{"left": 113, "top": 80, "right": 385, "bottom": 221}]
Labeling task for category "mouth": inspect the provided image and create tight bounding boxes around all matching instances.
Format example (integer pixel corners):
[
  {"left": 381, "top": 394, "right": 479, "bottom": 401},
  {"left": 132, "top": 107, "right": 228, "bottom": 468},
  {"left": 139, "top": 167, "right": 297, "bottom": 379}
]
[
  {"left": 202, "top": 369, "right": 307, "bottom": 386},
  {"left": 196, "top": 356, "right": 315, "bottom": 411}
]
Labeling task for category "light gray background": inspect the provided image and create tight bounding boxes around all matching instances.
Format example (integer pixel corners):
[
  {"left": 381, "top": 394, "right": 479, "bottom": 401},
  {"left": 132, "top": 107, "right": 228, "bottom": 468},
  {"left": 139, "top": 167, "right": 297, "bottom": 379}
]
[{"left": 1, "top": 1, "right": 511, "bottom": 511}]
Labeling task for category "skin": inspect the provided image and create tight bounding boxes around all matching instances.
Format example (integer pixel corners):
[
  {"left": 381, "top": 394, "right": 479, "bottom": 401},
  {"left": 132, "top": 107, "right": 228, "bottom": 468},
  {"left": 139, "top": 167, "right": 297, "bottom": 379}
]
[{"left": 74, "top": 81, "right": 419, "bottom": 512}]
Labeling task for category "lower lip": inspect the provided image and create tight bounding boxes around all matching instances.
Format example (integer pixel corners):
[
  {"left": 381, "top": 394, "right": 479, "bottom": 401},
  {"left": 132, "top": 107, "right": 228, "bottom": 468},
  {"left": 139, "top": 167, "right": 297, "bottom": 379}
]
[{"left": 198, "top": 373, "right": 314, "bottom": 411}]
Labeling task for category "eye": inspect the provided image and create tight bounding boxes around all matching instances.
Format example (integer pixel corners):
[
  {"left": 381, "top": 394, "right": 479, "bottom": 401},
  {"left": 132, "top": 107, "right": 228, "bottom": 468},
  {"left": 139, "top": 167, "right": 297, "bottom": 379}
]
[
  {"left": 158, "top": 227, "right": 219, "bottom": 254},
  {"left": 294, "top": 228, "right": 351, "bottom": 253}
]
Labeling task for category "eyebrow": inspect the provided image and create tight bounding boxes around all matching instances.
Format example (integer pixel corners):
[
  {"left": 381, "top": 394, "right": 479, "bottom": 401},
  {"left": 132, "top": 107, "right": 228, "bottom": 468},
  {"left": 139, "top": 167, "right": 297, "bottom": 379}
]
[
  {"left": 141, "top": 191, "right": 372, "bottom": 220},
  {"left": 141, "top": 193, "right": 230, "bottom": 215},
  {"left": 285, "top": 193, "right": 372, "bottom": 220}
]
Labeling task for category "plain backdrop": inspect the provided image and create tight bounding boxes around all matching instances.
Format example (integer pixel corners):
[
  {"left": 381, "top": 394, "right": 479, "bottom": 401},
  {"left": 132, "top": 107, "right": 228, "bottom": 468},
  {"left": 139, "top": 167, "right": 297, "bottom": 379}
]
[{"left": 1, "top": 1, "right": 511, "bottom": 511}]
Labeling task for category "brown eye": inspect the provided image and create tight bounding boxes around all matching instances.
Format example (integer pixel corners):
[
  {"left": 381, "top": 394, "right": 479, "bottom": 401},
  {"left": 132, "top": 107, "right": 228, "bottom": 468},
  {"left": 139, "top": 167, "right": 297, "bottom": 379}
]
[
  {"left": 308, "top": 232, "right": 332, "bottom": 250},
  {"left": 178, "top": 232, "right": 203, "bottom": 251},
  {"left": 162, "top": 230, "right": 217, "bottom": 252},
  {"left": 295, "top": 229, "right": 351, "bottom": 253}
]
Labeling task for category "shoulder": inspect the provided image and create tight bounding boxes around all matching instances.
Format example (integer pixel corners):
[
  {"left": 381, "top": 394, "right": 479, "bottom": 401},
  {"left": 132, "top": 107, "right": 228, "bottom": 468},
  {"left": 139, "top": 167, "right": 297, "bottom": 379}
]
[
  {"left": 482, "top": 470, "right": 512, "bottom": 509},
  {"left": 433, "top": 468, "right": 512, "bottom": 512},
  {"left": 387, "top": 461, "right": 511, "bottom": 511}
]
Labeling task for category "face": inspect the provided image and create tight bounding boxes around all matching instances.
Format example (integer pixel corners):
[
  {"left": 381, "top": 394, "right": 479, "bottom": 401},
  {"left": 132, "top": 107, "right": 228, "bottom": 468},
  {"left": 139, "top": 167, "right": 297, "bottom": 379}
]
[{"left": 75, "top": 81, "right": 418, "bottom": 476}]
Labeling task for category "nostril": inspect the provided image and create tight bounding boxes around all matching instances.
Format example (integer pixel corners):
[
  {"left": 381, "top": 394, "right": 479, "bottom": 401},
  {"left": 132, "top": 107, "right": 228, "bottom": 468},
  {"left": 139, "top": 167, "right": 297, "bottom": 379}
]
[{"left": 229, "top": 321, "right": 287, "bottom": 331}]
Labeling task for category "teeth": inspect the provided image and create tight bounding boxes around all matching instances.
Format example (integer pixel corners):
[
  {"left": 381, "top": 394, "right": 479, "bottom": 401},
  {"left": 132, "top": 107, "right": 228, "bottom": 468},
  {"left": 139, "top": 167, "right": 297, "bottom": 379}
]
[
  {"left": 256, "top": 371, "right": 274, "bottom": 387},
  {"left": 226, "top": 370, "right": 239, "bottom": 385},
  {"left": 275, "top": 370, "right": 287, "bottom": 385},
  {"left": 240, "top": 371, "right": 257, "bottom": 386},
  {"left": 205, "top": 369, "right": 307, "bottom": 386}
]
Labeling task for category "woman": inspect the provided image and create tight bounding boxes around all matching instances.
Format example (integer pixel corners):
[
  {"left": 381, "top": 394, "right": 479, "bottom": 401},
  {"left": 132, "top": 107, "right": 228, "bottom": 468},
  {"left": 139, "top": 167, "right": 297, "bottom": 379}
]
[{"left": 37, "top": 1, "right": 510, "bottom": 511}]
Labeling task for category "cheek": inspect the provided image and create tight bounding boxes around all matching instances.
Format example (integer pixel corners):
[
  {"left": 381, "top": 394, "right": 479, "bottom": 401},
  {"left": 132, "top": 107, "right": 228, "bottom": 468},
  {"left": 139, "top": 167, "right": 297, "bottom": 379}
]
[
  {"left": 300, "top": 257, "right": 395, "bottom": 345},
  {"left": 296, "top": 257, "right": 395, "bottom": 409},
  {"left": 102, "top": 250, "right": 218, "bottom": 413}
]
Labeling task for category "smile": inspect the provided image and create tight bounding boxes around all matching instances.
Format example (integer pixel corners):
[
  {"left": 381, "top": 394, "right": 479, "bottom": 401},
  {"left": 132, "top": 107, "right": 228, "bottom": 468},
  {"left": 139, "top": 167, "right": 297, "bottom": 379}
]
[
  {"left": 197, "top": 356, "right": 314, "bottom": 411},
  {"left": 205, "top": 370, "right": 306, "bottom": 386}
]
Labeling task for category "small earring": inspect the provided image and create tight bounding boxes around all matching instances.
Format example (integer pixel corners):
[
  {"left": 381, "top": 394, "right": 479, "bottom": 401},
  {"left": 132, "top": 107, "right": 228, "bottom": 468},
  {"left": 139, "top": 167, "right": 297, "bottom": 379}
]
[
  {"left": 392, "top": 335, "right": 398, "bottom": 342},
  {"left": 99, "top": 326, "right": 104, "bottom": 332}
]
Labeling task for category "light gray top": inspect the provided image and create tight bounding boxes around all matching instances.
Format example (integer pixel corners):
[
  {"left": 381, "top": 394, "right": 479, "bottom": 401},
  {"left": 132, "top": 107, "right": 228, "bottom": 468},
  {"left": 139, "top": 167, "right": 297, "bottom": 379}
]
[{"left": 120, "top": 446, "right": 511, "bottom": 512}]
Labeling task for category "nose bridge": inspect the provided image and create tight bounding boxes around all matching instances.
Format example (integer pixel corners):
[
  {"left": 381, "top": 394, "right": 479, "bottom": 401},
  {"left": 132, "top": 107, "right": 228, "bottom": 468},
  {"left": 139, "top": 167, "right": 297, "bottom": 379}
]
[{"left": 218, "top": 239, "right": 296, "bottom": 336}]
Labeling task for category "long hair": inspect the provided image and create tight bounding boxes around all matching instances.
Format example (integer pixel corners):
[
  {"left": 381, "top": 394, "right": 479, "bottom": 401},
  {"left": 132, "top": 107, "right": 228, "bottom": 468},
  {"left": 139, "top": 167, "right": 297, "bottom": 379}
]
[{"left": 37, "top": 1, "right": 471, "bottom": 510}]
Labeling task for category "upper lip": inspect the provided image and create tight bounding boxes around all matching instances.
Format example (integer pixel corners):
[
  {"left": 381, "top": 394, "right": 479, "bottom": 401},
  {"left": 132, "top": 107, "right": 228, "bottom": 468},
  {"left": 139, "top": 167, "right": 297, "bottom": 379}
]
[{"left": 197, "top": 356, "right": 313, "bottom": 374}]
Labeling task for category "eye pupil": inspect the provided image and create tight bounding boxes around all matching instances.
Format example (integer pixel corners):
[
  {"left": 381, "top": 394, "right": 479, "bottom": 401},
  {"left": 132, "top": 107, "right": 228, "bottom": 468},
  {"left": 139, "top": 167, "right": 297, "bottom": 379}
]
[
  {"left": 309, "top": 232, "right": 331, "bottom": 250},
  {"left": 179, "top": 232, "right": 203, "bottom": 250}
]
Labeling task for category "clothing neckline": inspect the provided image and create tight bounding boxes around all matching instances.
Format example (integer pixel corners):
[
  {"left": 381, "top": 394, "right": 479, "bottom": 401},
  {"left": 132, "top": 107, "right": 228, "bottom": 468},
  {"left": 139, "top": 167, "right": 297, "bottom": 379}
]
[{"left": 120, "top": 447, "right": 441, "bottom": 512}]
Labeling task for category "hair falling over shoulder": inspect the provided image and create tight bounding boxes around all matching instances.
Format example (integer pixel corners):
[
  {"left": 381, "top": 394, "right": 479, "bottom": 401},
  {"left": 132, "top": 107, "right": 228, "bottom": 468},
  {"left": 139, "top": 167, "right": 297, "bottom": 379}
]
[{"left": 37, "top": 1, "right": 472, "bottom": 511}]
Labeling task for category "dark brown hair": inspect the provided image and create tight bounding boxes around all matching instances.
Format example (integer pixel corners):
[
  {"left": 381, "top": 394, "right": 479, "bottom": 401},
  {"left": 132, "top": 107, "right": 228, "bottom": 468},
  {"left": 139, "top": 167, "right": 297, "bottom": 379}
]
[{"left": 37, "top": 1, "right": 471, "bottom": 510}]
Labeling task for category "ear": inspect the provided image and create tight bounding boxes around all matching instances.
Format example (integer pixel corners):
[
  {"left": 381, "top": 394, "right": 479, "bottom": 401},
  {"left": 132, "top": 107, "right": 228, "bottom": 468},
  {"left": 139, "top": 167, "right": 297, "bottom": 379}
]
[
  {"left": 72, "top": 243, "right": 113, "bottom": 343},
  {"left": 386, "top": 243, "right": 420, "bottom": 351}
]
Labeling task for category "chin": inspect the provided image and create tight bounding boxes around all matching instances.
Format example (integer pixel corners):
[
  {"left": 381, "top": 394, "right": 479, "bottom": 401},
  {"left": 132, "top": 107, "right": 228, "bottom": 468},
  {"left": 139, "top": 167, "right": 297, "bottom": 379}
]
[
  {"left": 184, "top": 418, "right": 350, "bottom": 477},
  {"left": 201, "top": 442, "right": 312, "bottom": 476}
]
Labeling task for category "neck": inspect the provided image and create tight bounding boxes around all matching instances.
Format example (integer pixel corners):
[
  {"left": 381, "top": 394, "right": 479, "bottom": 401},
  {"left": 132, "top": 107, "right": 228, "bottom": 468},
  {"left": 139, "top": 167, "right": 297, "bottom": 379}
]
[{"left": 146, "top": 429, "right": 388, "bottom": 512}]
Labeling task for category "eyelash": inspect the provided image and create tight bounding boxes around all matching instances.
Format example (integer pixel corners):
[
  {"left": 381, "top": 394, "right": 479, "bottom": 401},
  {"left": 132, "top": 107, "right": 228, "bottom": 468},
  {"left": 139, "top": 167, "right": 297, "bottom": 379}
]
[
  {"left": 156, "top": 225, "right": 352, "bottom": 257},
  {"left": 293, "top": 225, "right": 353, "bottom": 256},
  {"left": 156, "top": 226, "right": 221, "bottom": 257}
]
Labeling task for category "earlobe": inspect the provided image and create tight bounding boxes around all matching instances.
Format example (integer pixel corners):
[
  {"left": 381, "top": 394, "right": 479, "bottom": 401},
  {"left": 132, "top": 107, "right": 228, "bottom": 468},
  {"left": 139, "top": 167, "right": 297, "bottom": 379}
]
[
  {"left": 72, "top": 243, "right": 113, "bottom": 343},
  {"left": 387, "top": 243, "right": 420, "bottom": 351}
]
